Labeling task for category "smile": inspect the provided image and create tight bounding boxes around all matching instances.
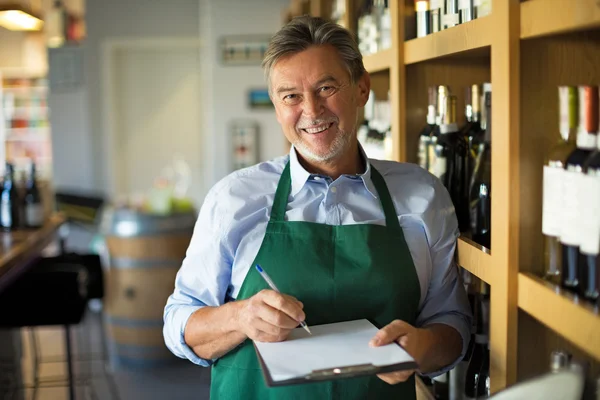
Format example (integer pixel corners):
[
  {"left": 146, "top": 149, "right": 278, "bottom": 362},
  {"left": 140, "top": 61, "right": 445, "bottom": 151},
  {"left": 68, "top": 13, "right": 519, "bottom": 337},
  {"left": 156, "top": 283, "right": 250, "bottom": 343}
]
[{"left": 301, "top": 123, "right": 334, "bottom": 134}]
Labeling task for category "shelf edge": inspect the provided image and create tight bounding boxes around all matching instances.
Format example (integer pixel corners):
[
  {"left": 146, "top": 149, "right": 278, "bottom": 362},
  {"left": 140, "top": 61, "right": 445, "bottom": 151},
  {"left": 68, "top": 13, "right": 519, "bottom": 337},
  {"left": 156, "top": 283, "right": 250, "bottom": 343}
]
[
  {"left": 457, "top": 237, "right": 492, "bottom": 285},
  {"left": 518, "top": 272, "right": 600, "bottom": 361},
  {"left": 520, "top": 0, "right": 600, "bottom": 40},
  {"left": 362, "top": 49, "right": 392, "bottom": 74},
  {"left": 404, "top": 16, "right": 492, "bottom": 65}
]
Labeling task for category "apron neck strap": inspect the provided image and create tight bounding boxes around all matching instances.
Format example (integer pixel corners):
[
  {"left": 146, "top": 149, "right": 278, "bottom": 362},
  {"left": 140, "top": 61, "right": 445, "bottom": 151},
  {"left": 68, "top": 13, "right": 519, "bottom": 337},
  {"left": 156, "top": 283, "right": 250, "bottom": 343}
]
[{"left": 270, "top": 161, "right": 401, "bottom": 233}]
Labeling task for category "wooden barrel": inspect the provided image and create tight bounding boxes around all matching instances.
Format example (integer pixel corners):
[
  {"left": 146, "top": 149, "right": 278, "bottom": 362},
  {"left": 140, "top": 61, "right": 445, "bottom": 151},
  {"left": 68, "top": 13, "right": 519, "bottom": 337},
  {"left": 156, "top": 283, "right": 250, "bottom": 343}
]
[{"left": 100, "top": 208, "right": 196, "bottom": 369}]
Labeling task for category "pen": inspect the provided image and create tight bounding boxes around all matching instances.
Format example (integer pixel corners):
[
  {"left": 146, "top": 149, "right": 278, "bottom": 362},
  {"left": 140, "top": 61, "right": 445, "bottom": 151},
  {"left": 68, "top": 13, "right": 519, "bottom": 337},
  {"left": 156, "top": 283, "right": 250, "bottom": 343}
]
[{"left": 255, "top": 264, "right": 311, "bottom": 335}]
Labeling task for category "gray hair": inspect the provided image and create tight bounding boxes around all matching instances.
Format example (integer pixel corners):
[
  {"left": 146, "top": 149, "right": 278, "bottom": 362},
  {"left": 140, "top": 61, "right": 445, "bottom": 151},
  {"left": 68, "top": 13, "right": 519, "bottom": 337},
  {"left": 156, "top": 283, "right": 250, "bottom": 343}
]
[{"left": 262, "top": 15, "right": 366, "bottom": 91}]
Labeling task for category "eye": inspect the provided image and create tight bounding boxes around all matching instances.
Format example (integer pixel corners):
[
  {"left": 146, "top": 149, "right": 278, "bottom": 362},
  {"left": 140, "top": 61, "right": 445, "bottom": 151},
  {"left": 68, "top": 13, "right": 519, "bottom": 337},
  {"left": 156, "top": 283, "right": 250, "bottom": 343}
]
[
  {"left": 318, "top": 86, "right": 336, "bottom": 96},
  {"left": 282, "top": 94, "right": 301, "bottom": 105}
]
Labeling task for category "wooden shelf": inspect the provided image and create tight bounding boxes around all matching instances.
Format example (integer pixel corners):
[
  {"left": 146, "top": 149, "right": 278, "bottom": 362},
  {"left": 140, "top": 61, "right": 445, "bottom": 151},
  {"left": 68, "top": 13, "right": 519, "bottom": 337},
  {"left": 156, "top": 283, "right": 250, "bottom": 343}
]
[
  {"left": 518, "top": 273, "right": 600, "bottom": 361},
  {"left": 363, "top": 49, "right": 392, "bottom": 74},
  {"left": 404, "top": 16, "right": 492, "bottom": 65},
  {"left": 521, "top": 0, "right": 600, "bottom": 39},
  {"left": 457, "top": 237, "right": 492, "bottom": 285}
]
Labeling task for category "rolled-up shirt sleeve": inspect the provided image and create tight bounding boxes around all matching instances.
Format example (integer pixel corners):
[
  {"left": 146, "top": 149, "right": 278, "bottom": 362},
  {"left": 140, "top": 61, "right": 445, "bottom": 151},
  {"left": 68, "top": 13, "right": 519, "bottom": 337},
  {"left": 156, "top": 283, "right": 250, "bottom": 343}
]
[
  {"left": 415, "top": 177, "right": 472, "bottom": 377},
  {"left": 163, "top": 182, "right": 234, "bottom": 367}
]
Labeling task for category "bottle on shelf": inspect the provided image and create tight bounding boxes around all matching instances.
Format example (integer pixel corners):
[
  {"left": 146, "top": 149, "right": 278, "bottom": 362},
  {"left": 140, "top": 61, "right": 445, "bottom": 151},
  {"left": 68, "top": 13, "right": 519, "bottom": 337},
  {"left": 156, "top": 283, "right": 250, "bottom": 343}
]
[
  {"left": 434, "top": 93, "right": 470, "bottom": 232},
  {"left": 542, "top": 87, "right": 578, "bottom": 285},
  {"left": 378, "top": 0, "right": 392, "bottom": 51},
  {"left": 580, "top": 90, "right": 600, "bottom": 304},
  {"left": 416, "top": 1, "right": 431, "bottom": 38},
  {"left": 560, "top": 86, "right": 599, "bottom": 296},
  {"left": 469, "top": 84, "right": 492, "bottom": 249},
  {"left": 428, "top": 86, "right": 449, "bottom": 178},
  {"left": 442, "top": 0, "right": 460, "bottom": 30},
  {"left": 0, "top": 163, "right": 20, "bottom": 231},
  {"left": 418, "top": 86, "right": 439, "bottom": 170},
  {"left": 549, "top": 350, "right": 570, "bottom": 373},
  {"left": 458, "top": 0, "right": 474, "bottom": 24},
  {"left": 462, "top": 84, "right": 484, "bottom": 193},
  {"left": 430, "top": 0, "right": 443, "bottom": 33},
  {"left": 23, "top": 161, "right": 44, "bottom": 229},
  {"left": 464, "top": 281, "right": 490, "bottom": 400},
  {"left": 357, "top": 1, "right": 377, "bottom": 55}
]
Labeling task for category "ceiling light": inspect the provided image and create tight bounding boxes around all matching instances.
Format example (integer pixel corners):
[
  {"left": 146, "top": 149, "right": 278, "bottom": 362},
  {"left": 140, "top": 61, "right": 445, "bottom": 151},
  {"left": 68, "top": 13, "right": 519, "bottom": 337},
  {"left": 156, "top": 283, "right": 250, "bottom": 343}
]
[{"left": 0, "top": 4, "right": 43, "bottom": 31}]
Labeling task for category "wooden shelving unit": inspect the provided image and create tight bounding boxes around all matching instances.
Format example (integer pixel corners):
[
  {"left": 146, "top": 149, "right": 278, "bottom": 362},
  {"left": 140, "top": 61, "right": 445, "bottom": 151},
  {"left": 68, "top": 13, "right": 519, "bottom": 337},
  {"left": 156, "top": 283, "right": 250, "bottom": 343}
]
[
  {"left": 362, "top": 48, "right": 393, "bottom": 73},
  {"left": 290, "top": 0, "right": 600, "bottom": 394},
  {"left": 518, "top": 273, "right": 600, "bottom": 361},
  {"left": 404, "top": 16, "right": 492, "bottom": 65},
  {"left": 521, "top": 0, "right": 600, "bottom": 39},
  {"left": 457, "top": 238, "right": 492, "bottom": 285}
]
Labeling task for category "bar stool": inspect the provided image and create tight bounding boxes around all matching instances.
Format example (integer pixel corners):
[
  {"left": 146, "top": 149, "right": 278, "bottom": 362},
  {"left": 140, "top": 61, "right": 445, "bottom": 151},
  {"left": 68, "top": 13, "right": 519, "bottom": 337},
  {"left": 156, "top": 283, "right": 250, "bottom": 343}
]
[{"left": 0, "top": 261, "right": 88, "bottom": 400}]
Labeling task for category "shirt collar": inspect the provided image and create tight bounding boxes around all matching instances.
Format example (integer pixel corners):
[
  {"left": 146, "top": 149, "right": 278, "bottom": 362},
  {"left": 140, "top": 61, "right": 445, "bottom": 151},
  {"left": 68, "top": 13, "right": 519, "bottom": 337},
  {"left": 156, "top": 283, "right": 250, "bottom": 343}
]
[{"left": 288, "top": 143, "right": 378, "bottom": 199}]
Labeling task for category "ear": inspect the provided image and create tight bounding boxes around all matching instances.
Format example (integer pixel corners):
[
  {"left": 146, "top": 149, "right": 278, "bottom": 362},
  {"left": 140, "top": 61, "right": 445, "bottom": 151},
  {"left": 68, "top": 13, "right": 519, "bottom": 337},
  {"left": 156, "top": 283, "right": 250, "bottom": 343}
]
[{"left": 356, "top": 72, "right": 371, "bottom": 107}]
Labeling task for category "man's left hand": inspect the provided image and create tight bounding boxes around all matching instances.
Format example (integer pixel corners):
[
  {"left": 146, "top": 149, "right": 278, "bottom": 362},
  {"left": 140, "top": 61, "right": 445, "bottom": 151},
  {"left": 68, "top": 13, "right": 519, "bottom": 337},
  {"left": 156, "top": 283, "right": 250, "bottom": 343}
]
[{"left": 369, "top": 320, "right": 433, "bottom": 385}]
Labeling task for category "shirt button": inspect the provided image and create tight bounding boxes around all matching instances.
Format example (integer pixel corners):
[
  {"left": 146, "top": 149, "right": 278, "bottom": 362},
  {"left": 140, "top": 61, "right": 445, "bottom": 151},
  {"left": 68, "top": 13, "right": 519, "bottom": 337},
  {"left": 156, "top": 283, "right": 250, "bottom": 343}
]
[
  {"left": 331, "top": 187, "right": 337, "bottom": 193},
  {"left": 313, "top": 176, "right": 321, "bottom": 181}
]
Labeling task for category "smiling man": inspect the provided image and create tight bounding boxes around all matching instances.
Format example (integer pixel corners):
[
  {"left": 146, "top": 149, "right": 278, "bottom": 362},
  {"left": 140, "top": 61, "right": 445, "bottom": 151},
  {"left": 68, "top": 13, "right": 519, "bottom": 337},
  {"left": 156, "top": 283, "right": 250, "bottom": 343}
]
[{"left": 163, "top": 15, "right": 471, "bottom": 400}]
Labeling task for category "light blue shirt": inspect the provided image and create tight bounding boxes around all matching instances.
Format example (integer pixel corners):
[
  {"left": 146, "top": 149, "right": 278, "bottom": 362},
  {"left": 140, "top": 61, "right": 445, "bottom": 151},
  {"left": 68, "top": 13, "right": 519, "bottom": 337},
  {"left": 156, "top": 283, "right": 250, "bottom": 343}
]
[{"left": 163, "top": 145, "right": 472, "bottom": 374}]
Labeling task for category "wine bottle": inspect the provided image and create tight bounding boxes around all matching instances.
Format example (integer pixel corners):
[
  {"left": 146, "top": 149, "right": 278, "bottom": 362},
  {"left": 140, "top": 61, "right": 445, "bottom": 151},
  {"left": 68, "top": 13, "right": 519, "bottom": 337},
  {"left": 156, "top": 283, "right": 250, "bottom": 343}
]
[
  {"left": 462, "top": 84, "right": 484, "bottom": 209},
  {"left": 549, "top": 350, "right": 570, "bottom": 373},
  {"left": 430, "top": 0, "right": 442, "bottom": 33},
  {"left": 464, "top": 281, "right": 490, "bottom": 400},
  {"left": 416, "top": 1, "right": 431, "bottom": 38},
  {"left": 435, "top": 94, "right": 470, "bottom": 232},
  {"left": 428, "top": 86, "right": 448, "bottom": 177},
  {"left": 560, "top": 86, "right": 599, "bottom": 295},
  {"left": 580, "top": 90, "right": 600, "bottom": 303},
  {"left": 418, "top": 86, "right": 438, "bottom": 170},
  {"left": 542, "top": 87, "right": 578, "bottom": 285},
  {"left": 458, "top": 0, "right": 474, "bottom": 24},
  {"left": 469, "top": 84, "right": 492, "bottom": 249},
  {"left": 433, "top": 372, "right": 450, "bottom": 400},
  {"left": 442, "top": 0, "right": 459, "bottom": 30},
  {"left": 0, "top": 164, "right": 20, "bottom": 231},
  {"left": 23, "top": 162, "right": 44, "bottom": 228}
]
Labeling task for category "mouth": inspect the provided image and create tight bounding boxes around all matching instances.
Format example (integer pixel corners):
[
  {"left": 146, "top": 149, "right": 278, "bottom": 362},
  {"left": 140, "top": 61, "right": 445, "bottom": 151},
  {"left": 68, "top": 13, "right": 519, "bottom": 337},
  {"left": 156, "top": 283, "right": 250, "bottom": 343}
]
[{"left": 301, "top": 122, "right": 335, "bottom": 135}]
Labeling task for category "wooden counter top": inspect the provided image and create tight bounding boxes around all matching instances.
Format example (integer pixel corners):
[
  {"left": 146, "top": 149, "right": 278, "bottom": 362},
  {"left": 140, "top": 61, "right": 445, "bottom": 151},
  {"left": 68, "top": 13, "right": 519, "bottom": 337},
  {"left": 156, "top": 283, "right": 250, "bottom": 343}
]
[{"left": 0, "top": 213, "right": 67, "bottom": 293}]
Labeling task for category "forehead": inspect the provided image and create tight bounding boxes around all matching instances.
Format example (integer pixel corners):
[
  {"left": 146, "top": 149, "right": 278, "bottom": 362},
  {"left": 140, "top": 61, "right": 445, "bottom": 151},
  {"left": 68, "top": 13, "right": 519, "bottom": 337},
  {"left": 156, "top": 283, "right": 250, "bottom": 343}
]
[{"left": 270, "top": 45, "right": 350, "bottom": 89}]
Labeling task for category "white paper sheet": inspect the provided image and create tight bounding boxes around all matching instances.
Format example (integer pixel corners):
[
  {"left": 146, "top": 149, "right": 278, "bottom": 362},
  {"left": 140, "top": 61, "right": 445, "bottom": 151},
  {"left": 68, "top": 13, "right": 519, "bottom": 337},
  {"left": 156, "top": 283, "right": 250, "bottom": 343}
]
[{"left": 253, "top": 319, "right": 415, "bottom": 382}]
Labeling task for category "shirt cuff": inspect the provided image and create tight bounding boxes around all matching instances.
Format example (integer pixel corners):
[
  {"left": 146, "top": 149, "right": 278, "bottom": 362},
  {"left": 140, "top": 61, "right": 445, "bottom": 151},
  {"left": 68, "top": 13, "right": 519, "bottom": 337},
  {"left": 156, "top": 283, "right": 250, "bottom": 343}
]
[
  {"left": 164, "top": 304, "right": 214, "bottom": 367},
  {"left": 418, "top": 314, "right": 470, "bottom": 378}
]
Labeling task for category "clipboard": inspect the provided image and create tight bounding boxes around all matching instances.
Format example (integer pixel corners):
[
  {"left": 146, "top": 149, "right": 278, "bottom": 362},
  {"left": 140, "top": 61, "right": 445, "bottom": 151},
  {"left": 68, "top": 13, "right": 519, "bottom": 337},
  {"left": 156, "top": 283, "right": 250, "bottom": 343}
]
[{"left": 253, "top": 319, "right": 418, "bottom": 387}]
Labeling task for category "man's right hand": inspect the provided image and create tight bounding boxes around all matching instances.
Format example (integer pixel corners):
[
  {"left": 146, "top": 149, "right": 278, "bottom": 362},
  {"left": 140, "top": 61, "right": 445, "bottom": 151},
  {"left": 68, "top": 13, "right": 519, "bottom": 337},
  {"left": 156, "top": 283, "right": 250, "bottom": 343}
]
[{"left": 235, "top": 289, "right": 305, "bottom": 343}]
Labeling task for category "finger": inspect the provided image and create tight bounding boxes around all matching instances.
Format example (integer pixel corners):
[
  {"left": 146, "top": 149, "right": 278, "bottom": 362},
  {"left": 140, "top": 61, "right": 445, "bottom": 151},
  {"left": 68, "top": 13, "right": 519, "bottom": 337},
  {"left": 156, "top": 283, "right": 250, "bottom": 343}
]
[
  {"left": 261, "top": 291, "right": 305, "bottom": 322},
  {"left": 250, "top": 317, "right": 292, "bottom": 342},
  {"left": 256, "top": 304, "right": 301, "bottom": 329},
  {"left": 369, "top": 320, "right": 410, "bottom": 347},
  {"left": 376, "top": 370, "right": 415, "bottom": 385}
]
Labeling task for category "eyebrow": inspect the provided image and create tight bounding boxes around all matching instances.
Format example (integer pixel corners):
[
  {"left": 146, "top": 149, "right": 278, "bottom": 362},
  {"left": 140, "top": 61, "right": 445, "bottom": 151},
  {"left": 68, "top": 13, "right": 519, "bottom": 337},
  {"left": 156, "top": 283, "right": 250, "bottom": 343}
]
[{"left": 275, "top": 75, "right": 340, "bottom": 95}]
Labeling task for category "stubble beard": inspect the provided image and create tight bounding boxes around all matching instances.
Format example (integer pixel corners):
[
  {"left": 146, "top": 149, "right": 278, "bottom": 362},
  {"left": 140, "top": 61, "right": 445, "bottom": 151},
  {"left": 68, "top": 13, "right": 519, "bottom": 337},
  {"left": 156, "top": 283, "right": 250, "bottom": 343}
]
[{"left": 293, "top": 126, "right": 352, "bottom": 164}]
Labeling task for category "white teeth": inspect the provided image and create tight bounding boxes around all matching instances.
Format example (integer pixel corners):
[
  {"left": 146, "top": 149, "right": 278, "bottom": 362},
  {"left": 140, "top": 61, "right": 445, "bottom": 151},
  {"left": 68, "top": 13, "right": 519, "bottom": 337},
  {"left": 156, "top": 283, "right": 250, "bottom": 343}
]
[{"left": 304, "top": 124, "right": 330, "bottom": 134}]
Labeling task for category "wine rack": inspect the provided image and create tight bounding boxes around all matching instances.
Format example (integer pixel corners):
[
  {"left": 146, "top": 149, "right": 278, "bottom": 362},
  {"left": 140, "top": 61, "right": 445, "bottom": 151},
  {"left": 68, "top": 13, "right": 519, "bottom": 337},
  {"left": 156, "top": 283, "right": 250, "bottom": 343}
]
[{"left": 285, "top": 0, "right": 600, "bottom": 394}]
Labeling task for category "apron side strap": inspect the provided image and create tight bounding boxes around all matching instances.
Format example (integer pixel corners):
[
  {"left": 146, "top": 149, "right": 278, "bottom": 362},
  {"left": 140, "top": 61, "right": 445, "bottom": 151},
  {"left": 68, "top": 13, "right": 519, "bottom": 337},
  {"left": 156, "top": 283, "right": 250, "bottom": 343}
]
[
  {"left": 270, "top": 161, "right": 292, "bottom": 222},
  {"left": 369, "top": 165, "right": 402, "bottom": 233}
]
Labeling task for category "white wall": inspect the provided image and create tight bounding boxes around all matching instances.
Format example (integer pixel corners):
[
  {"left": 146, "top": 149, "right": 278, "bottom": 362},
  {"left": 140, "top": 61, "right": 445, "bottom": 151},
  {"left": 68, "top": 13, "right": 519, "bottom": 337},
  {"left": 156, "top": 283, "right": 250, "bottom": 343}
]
[
  {"left": 49, "top": 0, "right": 288, "bottom": 203},
  {"left": 199, "top": 0, "right": 288, "bottom": 194},
  {"left": 85, "top": 0, "right": 200, "bottom": 196}
]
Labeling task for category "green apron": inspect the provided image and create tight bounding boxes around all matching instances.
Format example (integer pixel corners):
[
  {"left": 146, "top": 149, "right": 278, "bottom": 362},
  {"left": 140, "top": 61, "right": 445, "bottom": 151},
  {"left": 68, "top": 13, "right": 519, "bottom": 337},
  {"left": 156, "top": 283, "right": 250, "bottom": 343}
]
[{"left": 210, "top": 161, "right": 421, "bottom": 400}]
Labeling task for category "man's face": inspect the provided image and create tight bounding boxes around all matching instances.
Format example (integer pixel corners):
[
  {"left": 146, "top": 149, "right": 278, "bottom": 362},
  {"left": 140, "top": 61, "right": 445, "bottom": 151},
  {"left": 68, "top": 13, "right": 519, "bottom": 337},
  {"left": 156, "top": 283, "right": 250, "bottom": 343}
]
[{"left": 270, "top": 45, "right": 370, "bottom": 164}]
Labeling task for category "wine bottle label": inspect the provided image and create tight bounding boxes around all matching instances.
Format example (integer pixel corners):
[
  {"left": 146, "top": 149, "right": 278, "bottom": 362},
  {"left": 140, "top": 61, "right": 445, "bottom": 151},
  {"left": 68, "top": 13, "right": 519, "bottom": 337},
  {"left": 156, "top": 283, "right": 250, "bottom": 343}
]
[
  {"left": 579, "top": 174, "right": 600, "bottom": 255},
  {"left": 418, "top": 137, "right": 430, "bottom": 169},
  {"left": 432, "top": 154, "right": 447, "bottom": 179},
  {"left": 560, "top": 171, "right": 585, "bottom": 246},
  {"left": 430, "top": 0, "right": 441, "bottom": 10},
  {"left": 441, "top": 13, "right": 459, "bottom": 28},
  {"left": 25, "top": 204, "right": 44, "bottom": 227},
  {"left": 542, "top": 166, "right": 564, "bottom": 237}
]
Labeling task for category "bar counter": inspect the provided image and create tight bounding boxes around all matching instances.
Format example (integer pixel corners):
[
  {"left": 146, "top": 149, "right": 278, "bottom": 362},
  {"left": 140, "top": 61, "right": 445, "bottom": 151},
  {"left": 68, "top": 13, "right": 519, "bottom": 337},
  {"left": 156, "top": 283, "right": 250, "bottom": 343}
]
[{"left": 0, "top": 213, "right": 67, "bottom": 294}]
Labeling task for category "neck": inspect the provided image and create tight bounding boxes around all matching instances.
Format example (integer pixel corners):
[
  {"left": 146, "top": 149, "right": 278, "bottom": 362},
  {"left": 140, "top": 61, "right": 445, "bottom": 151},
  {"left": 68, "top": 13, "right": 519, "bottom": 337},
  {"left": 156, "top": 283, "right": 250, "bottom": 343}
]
[{"left": 296, "top": 141, "right": 364, "bottom": 180}]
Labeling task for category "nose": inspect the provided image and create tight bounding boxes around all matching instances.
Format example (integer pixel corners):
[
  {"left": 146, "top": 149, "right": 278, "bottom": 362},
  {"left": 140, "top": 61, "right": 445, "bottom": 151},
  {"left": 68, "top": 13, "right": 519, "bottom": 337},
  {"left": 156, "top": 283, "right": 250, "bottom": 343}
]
[{"left": 302, "top": 92, "right": 324, "bottom": 120}]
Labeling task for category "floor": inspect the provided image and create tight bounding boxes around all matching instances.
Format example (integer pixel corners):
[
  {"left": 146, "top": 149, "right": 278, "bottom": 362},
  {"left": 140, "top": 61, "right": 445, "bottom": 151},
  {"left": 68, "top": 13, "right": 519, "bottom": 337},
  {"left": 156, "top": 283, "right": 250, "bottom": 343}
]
[{"left": 4, "top": 307, "right": 212, "bottom": 400}]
